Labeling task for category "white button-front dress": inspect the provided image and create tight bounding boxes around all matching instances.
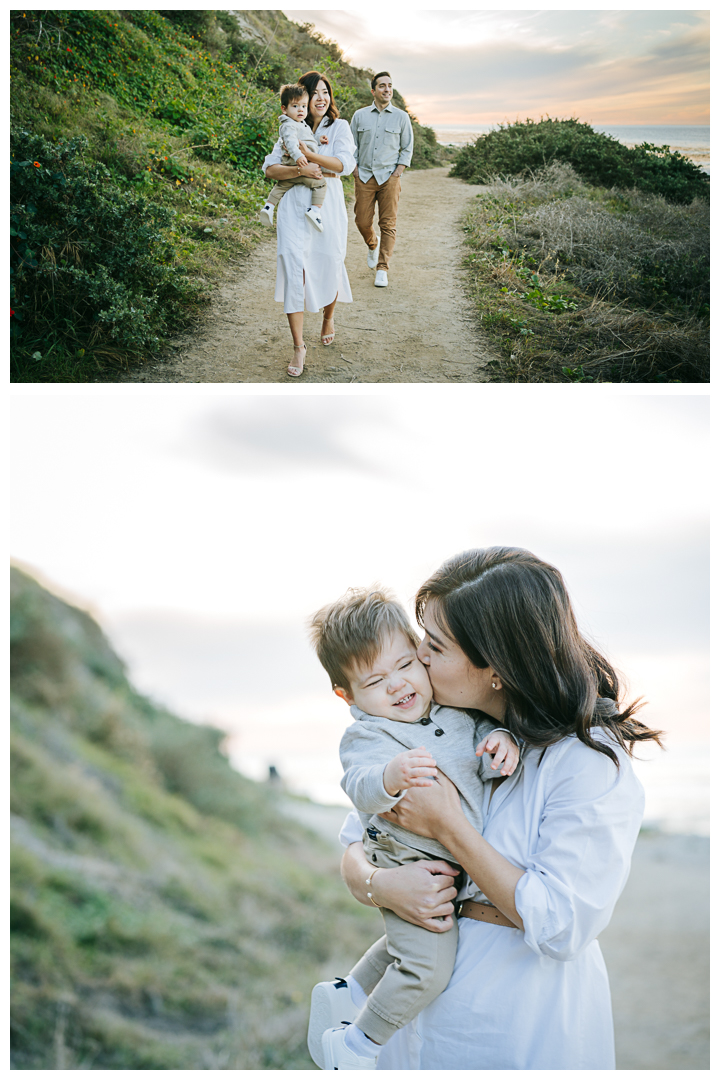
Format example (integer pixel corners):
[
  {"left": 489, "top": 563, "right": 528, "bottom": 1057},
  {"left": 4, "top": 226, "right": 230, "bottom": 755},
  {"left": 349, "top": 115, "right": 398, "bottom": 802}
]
[
  {"left": 262, "top": 117, "right": 356, "bottom": 314},
  {"left": 340, "top": 731, "right": 645, "bottom": 1069}
]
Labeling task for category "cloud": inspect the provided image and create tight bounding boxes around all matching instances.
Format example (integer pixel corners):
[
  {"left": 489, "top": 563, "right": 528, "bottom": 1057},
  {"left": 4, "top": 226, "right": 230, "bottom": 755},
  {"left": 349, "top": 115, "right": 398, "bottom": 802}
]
[
  {"left": 288, "top": 9, "right": 708, "bottom": 124},
  {"left": 182, "top": 397, "right": 397, "bottom": 476}
]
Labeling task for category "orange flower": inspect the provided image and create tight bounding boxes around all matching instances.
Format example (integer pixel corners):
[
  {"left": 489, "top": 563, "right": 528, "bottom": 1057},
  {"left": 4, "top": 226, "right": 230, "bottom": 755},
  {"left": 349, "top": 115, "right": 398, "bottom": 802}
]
[{"left": 33, "top": 161, "right": 41, "bottom": 167}]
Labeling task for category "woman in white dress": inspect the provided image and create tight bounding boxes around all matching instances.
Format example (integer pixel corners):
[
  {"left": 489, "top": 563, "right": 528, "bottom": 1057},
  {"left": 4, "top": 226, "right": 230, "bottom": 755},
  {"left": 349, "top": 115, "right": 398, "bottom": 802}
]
[
  {"left": 339, "top": 547, "right": 663, "bottom": 1069},
  {"left": 262, "top": 71, "right": 356, "bottom": 377}
]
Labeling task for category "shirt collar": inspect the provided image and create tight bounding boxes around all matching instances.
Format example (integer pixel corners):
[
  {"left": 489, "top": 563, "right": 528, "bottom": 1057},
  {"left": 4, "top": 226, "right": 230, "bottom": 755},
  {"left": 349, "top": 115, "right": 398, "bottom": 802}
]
[{"left": 371, "top": 102, "right": 395, "bottom": 113}]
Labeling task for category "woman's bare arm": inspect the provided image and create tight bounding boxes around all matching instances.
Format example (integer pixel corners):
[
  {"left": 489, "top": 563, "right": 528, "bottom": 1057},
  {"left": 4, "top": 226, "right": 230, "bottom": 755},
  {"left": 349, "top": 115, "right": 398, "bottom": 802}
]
[
  {"left": 265, "top": 161, "right": 323, "bottom": 181},
  {"left": 341, "top": 842, "right": 460, "bottom": 932},
  {"left": 298, "top": 143, "right": 343, "bottom": 174},
  {"left": 380, "top": 773, "right": 525, "bottom": 929}
]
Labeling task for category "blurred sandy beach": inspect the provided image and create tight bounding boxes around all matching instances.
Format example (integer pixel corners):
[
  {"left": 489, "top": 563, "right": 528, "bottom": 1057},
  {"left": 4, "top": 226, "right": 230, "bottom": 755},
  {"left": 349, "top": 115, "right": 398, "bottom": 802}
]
[{"left": 285, "top": 802, "right": 710, "bottom": 1070}]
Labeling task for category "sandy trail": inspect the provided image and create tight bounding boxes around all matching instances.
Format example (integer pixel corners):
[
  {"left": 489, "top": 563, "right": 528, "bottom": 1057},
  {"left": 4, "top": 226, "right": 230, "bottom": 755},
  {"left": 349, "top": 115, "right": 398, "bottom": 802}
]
[{"left": 118, "top": 168, "right": 499, "bottom": 383}]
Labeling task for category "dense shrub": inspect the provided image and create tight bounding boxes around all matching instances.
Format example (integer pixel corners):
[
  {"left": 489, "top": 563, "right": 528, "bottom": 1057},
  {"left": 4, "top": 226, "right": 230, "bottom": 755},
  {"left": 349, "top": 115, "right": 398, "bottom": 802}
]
[
  {"left": 451, "top": 118, "right": 709, "bottom": 205},
  {"left": 10, "top": 128, "right": 202, "bottom": 378}
]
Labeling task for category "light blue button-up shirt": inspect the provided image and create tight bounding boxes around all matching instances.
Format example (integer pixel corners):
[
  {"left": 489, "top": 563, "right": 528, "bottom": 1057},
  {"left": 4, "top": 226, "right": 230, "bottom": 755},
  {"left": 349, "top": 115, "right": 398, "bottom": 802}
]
[{"left": 350, "top": 102, "right": 414, "bottom": 185}]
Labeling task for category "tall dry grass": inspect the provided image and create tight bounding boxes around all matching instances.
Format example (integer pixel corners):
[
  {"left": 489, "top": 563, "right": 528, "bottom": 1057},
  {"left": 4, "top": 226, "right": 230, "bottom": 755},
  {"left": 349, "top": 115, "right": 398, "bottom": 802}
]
[{"left": 461, "top": 163, "right": 709, "bottom": 382}]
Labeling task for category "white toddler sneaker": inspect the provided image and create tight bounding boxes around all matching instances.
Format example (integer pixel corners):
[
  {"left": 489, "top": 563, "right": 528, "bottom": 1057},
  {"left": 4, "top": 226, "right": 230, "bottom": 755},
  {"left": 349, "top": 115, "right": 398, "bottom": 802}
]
[
  {"left": 367, "top": 235, "right": 380, "bottom": 268},
  {"left": 374, "top": 269, "right": 388, "bottom": 287},
  {"left": 321, "top": 1025, "right": 379, "bottom": 1070},
  {"left": 307, "top": 978, "right": 359, "bottom": 1068},
  {"left": 259, "top": 202, "right": 274, "bottom": 227},
  {"left": 305, "top": 207, "right": 324, "bottom": 232}
]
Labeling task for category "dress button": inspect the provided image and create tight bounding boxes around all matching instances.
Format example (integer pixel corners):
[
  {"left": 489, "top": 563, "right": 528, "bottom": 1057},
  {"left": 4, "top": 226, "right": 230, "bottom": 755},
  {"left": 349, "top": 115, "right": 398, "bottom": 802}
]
[
  {"left": 372, "top": 853, "right": 377, "bottom": 862},
  {"left": 434, "top": 728, "right": 444, "bottom": 736},
  {"left": 419, "top": 718, "right": 431, "bottom": 725}
]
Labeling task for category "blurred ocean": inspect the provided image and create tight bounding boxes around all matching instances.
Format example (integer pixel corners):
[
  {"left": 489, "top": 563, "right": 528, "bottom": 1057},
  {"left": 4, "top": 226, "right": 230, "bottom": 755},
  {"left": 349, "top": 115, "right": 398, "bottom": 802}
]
[
  {"left": 229, "top": 713, "right": 711, "bottom": 838},
  {"left": 434, "top": 124, "right": 710, "bottom": 172}
]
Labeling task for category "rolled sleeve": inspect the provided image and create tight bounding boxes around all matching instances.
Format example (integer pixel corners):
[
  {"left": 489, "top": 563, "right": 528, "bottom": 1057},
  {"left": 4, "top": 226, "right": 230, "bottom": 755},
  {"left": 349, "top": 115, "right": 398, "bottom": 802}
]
[
  {"left": 324, "top": 118, "right": 356, "bottom": 176},
  {"left": 262, "top": 137, "right": 284, "bottom": 176},
  {"left": 514, "top": 740, "right": 645, "bottom": 961},
  {"left": 339, "top": 808, "right": 363, "bottom": 847}
]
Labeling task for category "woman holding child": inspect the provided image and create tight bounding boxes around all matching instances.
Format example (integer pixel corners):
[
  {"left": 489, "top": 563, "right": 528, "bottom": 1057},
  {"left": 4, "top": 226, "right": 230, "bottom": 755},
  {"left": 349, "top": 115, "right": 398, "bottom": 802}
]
[
  {"left": 323, "top": 547, "right": 661, "bottom": 1069},
  {"left": 262, "top": 71, "right": 355, "bottom": 377}
]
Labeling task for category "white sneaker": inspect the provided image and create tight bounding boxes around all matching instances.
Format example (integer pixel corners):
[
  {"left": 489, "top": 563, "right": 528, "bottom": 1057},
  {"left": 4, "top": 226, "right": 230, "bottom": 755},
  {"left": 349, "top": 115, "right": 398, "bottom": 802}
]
[
  {"left": 259, "top": 203, "right": 274, "bottom": 227},
  {"left": 308, "top": 979, "right": 359, "bottom": 1068},
  {"left": 374, "top": 270, "right": 388, "bottom": 287},
  {"left": 321, "top": 1025, "right": 378, "bottom": 1070},
  {"left": 305, "top": 207, "right": 324, "bottom": 232},
  {"left": 367, "top": 235, "right": 380, "bottom": 268}
]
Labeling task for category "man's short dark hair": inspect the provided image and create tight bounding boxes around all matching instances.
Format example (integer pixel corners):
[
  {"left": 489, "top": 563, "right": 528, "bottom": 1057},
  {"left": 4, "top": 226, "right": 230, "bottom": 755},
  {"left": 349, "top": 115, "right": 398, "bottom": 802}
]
[
  {"left": 371, "top": 71, "right": 392, "bottom": 90},
  {"left": 280, "top": 83, "right": 308, "bottom": 109}
]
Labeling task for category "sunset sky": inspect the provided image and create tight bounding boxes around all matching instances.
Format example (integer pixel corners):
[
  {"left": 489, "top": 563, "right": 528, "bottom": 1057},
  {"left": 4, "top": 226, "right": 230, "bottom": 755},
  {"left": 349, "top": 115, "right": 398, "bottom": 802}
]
[{"left": 284, "top": 8, "right": 709, "bottom": 126}]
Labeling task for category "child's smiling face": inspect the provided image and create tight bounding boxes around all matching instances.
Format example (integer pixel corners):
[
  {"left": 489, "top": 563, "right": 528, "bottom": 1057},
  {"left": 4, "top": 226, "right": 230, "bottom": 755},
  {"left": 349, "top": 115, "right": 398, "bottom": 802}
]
[
  {"left": 335, "top": 629, "right": 433, "bottom": 723},
  {"left": 283, "top": 95, "right": 309, "bottom": 123}
]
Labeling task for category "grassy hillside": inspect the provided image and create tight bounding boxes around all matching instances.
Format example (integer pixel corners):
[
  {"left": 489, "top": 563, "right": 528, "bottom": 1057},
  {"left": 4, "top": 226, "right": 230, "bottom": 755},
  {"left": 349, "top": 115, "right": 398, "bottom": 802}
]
[
  {"left": 10, "top": 9, "right": 441, "bottom": 382},
  {"left": 10, "top": 566, "right": 378, "bottom": 1069}
]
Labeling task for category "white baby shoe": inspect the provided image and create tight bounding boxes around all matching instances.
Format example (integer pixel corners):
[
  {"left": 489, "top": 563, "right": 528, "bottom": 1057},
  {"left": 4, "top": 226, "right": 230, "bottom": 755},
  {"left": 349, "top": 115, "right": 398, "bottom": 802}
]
[
  {"left": 305, "top": 207, "right": 324, "bottom": 232},
  {"left": 321, "top": 1025, "right": 379, "bottom": 1070},
  {"left": 259, "top": 203, "right": 274, "bottom": 227},
  {"left": 307, "top": 978, "right": 358, "bottom": 1068}
]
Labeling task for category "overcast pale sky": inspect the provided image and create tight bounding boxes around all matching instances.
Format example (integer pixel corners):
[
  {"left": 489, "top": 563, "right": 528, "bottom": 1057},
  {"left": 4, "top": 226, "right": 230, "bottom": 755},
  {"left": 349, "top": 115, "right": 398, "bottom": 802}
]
[{"left": 283, "top": 8, "right": 709, "bottom": 125}]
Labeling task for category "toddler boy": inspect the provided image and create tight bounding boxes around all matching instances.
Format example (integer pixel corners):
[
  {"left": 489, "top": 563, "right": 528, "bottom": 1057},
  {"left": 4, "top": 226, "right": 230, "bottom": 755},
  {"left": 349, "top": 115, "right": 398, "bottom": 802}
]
[
  {"left": 260, "top": 83, "right": 327, "bottom": 232},
  {"left": 306, "top": 586, "right": 519, "bottom": 1070}
]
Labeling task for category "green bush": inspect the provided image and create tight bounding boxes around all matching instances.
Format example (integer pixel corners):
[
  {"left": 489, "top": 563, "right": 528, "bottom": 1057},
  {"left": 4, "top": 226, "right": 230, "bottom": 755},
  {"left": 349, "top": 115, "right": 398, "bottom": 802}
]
[
  {"left": 10, "top": 127, "right": 202, "bottom": 379},
  {"left": 451, "top": 118, "right": 709, "bottom": 205}
]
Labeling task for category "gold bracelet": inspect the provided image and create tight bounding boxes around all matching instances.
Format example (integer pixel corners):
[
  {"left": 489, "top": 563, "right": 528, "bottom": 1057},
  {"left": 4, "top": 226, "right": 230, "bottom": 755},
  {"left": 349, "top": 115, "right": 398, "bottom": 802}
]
[{"left": 365, "top": 868, "right": 382, "bottom": 908}]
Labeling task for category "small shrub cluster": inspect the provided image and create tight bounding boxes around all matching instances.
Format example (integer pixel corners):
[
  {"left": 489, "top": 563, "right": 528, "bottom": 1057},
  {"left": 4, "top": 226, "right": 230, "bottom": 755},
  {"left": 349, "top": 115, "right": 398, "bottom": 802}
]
[
  {"left": 460, "top": 163, "right": 709, "bottom": 382},
  {"left": 451, "top": 117, "right": 709, "bottom": 205},
  {"left": 11, "top": 128, "right": 204, "bottom": 380}
]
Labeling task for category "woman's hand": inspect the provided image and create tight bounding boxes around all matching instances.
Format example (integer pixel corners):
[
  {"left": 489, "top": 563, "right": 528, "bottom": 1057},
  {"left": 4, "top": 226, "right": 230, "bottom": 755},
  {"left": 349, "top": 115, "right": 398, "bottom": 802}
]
[
  {"left": 341, "top": 842, "right": 459, "bottom": 932},
  {"left": 379, "top": 770, "right": 464, "bottom": 842},
  {"left": 298, "top": 160, "right": 323, "bottom": 179}
]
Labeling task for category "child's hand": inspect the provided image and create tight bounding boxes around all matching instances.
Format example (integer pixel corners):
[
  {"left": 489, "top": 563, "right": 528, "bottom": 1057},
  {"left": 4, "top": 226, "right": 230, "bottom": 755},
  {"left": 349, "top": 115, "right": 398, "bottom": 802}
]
[
  {"left": 319, "top": 134, "right": 329, "bottom": 145},
  {"left": 295, "top": 153, "right": 309, "bottom": 167},
  {"left": 384, "top": 748, "right": 438, "bottom": 796},
  {"left": 476, "top": 730, "right": 519, "bottom": 776}
]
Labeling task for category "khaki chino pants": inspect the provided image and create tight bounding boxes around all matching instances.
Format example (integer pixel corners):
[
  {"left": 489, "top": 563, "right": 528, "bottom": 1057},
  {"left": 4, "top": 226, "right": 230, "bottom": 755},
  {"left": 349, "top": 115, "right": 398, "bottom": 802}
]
[
  {"left": 353, "top": 174, "right": 402, "bottom": 272},
  {"left": 349, "top": 830, "right": 460, "bottom": 1044}
]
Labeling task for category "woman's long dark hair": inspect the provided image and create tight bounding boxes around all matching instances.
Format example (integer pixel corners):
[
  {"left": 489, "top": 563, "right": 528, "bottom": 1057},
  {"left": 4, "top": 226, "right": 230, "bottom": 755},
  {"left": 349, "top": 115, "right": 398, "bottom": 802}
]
[
  {"left": 298, "top": 70, "right": 339, "bottom": 126},
  {"left": 416, "top": 547, "right": 664, "bottom": 767}
]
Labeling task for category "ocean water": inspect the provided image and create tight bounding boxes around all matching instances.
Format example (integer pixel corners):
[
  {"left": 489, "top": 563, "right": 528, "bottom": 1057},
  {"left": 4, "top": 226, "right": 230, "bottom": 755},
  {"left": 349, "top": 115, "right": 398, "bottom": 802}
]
[{"left": 434, "top": 124, "right": 710, "bottom": 172}]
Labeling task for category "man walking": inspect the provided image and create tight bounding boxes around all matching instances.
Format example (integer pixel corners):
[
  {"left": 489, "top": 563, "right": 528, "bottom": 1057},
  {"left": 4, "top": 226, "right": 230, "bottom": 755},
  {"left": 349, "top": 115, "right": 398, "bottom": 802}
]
[{"left": 350, "top": 72, "right": 413, "bottom": 287}]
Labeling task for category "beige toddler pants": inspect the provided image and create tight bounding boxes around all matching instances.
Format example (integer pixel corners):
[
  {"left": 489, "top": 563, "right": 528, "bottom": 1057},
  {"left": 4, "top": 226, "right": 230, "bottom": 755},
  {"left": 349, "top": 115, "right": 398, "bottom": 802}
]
[
  {"left": 349, "top": 829, "right": 460, "bottom": 1044},
  {"left": 266, "top": 174, "right": 327, "bottom": 208}
]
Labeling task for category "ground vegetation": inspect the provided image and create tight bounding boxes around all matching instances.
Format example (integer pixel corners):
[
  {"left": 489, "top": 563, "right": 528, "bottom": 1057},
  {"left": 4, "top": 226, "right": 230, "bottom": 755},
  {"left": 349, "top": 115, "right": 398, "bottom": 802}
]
[{"left": 10, "top": 566, "right": 376, "bottom": 1068}]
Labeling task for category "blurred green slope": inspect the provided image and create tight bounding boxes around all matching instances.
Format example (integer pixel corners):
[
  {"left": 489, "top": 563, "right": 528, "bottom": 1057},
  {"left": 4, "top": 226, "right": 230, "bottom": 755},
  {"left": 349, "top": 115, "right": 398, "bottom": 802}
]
[{"left": 10, "top": 566, "right": 377, "bottom": 1069}]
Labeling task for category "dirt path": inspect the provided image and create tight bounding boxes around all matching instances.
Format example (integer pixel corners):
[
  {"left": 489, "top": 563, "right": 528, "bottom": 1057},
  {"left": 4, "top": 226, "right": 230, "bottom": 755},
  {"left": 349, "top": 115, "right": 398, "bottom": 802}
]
[{"left": 119, "top": 168, "right": 499, "bottom": 383}]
